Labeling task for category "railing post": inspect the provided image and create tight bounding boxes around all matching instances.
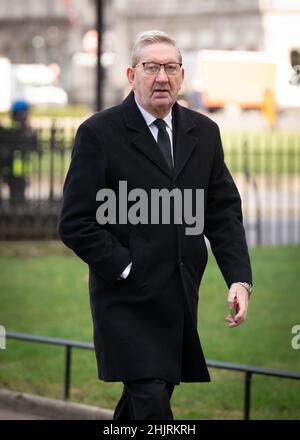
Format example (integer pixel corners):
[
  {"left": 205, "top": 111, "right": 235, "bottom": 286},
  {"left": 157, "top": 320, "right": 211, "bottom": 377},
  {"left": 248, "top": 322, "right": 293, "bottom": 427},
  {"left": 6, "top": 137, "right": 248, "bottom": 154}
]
[
  {"left": 252, "top": 179, "right": 262, "bottom": 245},
  {"left": 49, "top": 122, "right": 56, "bottom": 204},
  {"left": 244, "top": 371, "right": 252, "bottom": 420},
  {"left": 243, "top": 139, "right": 261, "bottom": 246},
  {"left": 64, "top": 345, "right": 72, "bottom": 400}
]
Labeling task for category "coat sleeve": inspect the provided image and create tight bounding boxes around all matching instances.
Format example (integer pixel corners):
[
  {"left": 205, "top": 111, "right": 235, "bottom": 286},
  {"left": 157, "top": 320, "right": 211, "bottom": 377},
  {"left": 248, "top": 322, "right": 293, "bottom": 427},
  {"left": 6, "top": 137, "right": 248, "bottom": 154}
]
[
  {"left": 58, "top": 122, "right": 131, "bottom": 286},
  {"left": 203, "top": 123, "right": 252, "bottom": 288}
]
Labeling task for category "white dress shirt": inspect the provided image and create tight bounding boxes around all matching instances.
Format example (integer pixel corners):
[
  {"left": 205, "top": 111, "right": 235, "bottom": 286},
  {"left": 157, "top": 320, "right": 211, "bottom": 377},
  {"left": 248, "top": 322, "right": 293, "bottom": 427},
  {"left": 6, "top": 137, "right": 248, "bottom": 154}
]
[{"left": 119, "top": 97, "right": 174, "bottom": 279}]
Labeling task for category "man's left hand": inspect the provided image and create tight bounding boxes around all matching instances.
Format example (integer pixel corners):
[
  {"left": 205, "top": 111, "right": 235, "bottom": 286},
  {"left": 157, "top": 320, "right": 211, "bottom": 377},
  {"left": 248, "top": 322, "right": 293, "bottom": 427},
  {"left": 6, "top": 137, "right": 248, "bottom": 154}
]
[{"left": 225, "top": 283, "right": 249, "bottom": 328}]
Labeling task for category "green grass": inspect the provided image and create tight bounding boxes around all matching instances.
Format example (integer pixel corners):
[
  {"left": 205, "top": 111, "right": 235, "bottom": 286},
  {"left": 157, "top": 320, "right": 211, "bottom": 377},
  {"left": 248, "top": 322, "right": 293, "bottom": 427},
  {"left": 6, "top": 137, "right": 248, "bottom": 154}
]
[
  {"left": 0, "top": 242, "right": 299, "bottom": 419},
  {"left": 0, "top": 105, "right": 90, "bottom": 119},
  {"left": 221, "top": 130, "right": 300, "bottom": 176}
]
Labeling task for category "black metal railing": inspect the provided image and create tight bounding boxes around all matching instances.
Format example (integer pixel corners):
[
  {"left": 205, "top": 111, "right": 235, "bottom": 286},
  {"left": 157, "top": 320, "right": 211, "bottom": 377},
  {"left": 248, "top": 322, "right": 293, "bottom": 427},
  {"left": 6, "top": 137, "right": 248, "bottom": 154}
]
[
  {"left": 5, "top": 331, "right": 300, "bottom": 420},
  {"left": 0, "top": 120, "right": 75, "bottom": 239},
  {"left": 0, "top": 121, "right": 300, "bottom": 245}
]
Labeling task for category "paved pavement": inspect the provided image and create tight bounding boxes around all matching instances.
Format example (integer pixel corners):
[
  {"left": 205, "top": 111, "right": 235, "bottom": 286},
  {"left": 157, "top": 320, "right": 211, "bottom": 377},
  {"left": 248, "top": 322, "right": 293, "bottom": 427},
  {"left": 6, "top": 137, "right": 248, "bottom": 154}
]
[
  {"left": 0, "top": 407, "right": 47, "bottom": 420},
  {"left": 0, "top": 389, "right": 113, "bottom": 420}
]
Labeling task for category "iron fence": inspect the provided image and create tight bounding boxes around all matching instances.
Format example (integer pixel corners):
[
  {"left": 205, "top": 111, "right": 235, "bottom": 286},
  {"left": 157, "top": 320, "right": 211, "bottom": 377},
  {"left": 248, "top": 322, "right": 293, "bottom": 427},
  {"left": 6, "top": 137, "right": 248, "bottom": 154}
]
[
  {"left": 0, "top": 120, "right": 299, "bottom": 245},
  {"left": 5, "top": 331, "right": 300, "bottom": 420}
]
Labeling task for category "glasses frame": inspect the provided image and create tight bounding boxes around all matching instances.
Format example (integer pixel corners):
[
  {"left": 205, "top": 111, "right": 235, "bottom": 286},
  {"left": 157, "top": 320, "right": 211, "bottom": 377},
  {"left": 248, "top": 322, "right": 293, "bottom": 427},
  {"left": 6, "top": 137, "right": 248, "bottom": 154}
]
[{"left": 134, "top": 61, "right": 182, "bottom": 75}]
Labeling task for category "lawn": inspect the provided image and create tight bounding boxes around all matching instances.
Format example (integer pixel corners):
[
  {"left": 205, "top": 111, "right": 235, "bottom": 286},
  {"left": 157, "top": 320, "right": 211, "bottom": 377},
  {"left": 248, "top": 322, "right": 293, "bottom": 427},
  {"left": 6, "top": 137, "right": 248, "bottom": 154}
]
[{"left": 0, "top": 241, "right": 299, "bottom": 419}]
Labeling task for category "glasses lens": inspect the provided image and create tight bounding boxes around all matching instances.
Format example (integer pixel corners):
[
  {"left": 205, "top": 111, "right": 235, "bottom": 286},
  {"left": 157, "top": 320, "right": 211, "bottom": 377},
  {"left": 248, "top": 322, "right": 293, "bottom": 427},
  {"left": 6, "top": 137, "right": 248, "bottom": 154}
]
[
  {"left": 143, "top": 62, "right": 181, "bottom": 75},
  {"left": 144, "top": 63, "right": 160, "bottom": 74},
  {"left": 165, "top": 63, "right": 181, "bottom": 74}
]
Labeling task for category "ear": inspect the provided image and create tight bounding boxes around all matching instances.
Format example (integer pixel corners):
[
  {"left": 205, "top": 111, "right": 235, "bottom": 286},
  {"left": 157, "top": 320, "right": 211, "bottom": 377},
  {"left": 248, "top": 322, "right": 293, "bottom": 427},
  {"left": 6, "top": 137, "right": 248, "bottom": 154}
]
[
  {"left": 127, "top": 67, "right": 135, "bottom": 87},
  {"left": 181, "top": 67, "right": 185, "bottom": 82}
]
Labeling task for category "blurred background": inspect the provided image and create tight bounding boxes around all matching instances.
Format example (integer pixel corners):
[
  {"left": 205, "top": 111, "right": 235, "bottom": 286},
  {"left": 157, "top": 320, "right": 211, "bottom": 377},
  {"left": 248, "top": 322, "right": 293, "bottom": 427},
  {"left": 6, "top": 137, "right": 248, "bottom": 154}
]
[
  {"left": 0, "top": 0, "right": 299, "bottom": 243},
  {"left": 0, "top": 0, "right": 299, "bottom": 420}
]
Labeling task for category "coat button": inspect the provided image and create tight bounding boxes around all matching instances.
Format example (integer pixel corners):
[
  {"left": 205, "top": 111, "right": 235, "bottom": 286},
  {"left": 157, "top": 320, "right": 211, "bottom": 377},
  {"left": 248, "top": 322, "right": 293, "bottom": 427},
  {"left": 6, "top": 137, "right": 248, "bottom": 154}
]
[{"left": 179, "top": 260, "right": 184, "bottom": 267}]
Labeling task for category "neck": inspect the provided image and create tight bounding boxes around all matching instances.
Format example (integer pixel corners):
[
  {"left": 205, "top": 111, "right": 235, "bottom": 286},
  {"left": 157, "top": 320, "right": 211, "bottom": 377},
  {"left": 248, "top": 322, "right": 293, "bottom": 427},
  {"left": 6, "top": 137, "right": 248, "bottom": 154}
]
[{"left": 148, "top": 107, "right": 171, "bottom": 119}]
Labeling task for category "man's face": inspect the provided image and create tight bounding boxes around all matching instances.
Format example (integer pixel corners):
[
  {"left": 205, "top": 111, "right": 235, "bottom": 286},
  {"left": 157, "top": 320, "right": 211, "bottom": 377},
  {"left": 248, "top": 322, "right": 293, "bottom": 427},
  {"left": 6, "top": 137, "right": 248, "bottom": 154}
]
[{"left": 127, "top": 43, "right": 184, "bottom": 117}]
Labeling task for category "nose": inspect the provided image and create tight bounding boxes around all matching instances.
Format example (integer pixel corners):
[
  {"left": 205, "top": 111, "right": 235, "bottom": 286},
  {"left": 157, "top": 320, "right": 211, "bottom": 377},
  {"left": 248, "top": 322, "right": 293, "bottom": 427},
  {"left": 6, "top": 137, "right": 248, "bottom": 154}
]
[{"left": 155, "top": 65, "right": 169, "bottom": 82}]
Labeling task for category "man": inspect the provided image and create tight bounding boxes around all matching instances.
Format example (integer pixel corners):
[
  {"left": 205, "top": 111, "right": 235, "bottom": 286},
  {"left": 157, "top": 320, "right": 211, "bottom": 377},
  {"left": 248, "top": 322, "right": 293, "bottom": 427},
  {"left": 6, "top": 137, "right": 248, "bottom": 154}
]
[
  {"left": 59, "top": 30, "right": 252, "bottom": 420},
  {"left": 0, "top": 100, "right": 37, "bottom": 205}
]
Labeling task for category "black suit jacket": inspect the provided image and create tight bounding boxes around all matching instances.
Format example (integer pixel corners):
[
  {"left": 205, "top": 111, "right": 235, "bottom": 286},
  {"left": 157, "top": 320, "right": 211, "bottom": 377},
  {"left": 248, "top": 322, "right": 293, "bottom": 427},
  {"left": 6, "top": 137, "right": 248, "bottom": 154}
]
[{"left": 59, "top": 91, "right": 252, "bottom": 384}]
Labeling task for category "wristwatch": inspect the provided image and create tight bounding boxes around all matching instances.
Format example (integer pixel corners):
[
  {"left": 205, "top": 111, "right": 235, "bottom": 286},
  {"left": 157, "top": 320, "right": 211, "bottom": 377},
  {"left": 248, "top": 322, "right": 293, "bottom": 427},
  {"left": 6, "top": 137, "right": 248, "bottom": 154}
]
[{"left": 237, "top": 281, "right": 252, "bottom": 295}]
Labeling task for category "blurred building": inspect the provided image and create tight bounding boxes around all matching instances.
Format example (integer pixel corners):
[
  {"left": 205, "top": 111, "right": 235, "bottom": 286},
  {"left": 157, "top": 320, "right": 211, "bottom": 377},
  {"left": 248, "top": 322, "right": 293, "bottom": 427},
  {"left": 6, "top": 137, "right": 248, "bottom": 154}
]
[
  {"left": 109, "top": 0, "right": 264, "bottom": 104},
  {"left": 0, "top": 0, "right": 95, "bottom": 104},
  {"left": 109, "top": 0, "right": 300, "bottom": 108},
  {"left": 0, "top": 0, "right": 299, "bottom": 108},
  {"left": 260, "top": 0, "right": 300, "bottom": 108}
]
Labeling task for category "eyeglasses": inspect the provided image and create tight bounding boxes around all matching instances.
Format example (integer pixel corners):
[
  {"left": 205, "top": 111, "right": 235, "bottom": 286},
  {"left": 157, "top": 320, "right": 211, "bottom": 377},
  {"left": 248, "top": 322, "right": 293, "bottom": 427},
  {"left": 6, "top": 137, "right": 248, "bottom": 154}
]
[{"left": 134, "top": 62, "right": 182, "bottom": 75}]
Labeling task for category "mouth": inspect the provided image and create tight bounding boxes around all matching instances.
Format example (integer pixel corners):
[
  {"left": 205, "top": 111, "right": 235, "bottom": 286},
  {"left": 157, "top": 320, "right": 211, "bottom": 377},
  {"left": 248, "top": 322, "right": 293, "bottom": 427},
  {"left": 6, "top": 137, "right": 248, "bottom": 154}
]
[{"left": 152, "top": 90, "right": 170, "bottom": 96}]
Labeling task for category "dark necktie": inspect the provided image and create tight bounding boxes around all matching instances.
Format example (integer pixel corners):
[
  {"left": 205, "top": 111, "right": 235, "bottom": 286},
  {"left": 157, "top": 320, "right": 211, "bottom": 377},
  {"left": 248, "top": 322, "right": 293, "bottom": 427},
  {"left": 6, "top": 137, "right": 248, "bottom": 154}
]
[{"left": 153, "top": 119, "right": 173, "bottom": 171}]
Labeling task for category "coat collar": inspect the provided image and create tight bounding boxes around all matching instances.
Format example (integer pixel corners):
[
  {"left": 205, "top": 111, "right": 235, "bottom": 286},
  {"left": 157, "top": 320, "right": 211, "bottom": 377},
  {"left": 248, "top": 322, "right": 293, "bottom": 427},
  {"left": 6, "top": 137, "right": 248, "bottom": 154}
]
[{"left": 121, "top": 91, "right": 198, "bottom": 180}]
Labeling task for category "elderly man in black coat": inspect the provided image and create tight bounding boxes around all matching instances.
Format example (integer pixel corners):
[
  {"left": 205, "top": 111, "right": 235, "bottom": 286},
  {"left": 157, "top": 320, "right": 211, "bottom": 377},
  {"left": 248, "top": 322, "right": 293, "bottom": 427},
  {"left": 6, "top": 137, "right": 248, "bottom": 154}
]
[{"left": 59, "top": 30, "right": 252, "bottom": 420}]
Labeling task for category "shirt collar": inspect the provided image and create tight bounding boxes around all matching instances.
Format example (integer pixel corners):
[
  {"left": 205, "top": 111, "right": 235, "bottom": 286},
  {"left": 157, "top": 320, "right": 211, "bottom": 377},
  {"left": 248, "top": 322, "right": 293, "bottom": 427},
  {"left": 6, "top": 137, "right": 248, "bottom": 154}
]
[{"left": 134, "top": 95, "right": 173, "bottom": 131}]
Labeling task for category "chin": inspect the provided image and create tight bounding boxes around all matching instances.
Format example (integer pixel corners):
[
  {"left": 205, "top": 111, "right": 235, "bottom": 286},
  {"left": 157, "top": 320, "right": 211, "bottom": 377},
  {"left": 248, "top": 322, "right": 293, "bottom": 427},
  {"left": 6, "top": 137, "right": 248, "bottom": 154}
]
[{"left": 152, "top": 98, "right": 171, "bottom": 106}]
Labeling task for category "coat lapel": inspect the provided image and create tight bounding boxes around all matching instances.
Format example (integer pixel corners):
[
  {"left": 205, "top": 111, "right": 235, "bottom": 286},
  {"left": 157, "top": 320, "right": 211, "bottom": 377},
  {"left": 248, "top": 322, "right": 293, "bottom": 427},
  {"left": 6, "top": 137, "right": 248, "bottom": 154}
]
[
  {"left": 121, "top": 92, "right": 173, "bottom": 178},
  {"left": 172, "top": 102, "right": 198, "bottom": 181}
]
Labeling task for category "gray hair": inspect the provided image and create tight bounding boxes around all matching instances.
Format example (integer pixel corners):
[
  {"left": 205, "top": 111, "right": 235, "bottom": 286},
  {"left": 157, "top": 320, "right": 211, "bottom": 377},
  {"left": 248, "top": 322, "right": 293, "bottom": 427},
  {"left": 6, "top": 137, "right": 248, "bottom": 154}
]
[{"left": 131, "top": 30, "right": 182, "bottom": 67}]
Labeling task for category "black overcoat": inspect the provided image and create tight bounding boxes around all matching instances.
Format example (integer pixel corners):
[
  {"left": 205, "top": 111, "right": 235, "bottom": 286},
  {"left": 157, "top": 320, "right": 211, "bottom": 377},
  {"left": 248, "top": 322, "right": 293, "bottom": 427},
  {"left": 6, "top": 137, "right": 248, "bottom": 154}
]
[{"left": 59, "top": 92, "right": 252, "bottom": 384}]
